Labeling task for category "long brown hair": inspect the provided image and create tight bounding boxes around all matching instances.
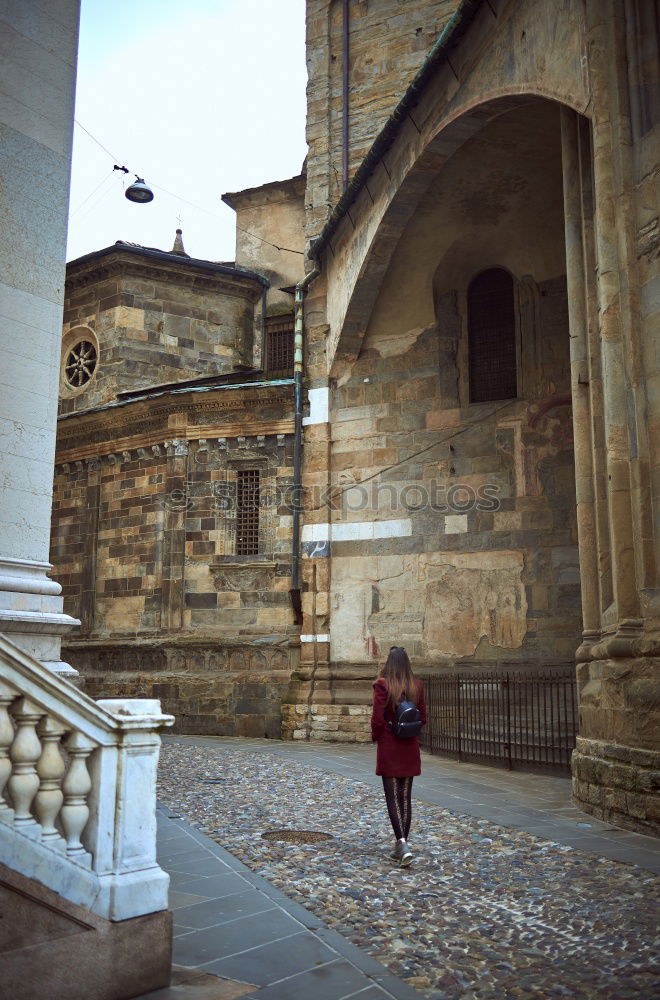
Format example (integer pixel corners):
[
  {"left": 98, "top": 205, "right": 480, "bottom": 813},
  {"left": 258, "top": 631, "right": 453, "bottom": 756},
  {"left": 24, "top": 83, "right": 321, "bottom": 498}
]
[{"left": 379, "top": 646, "right": 417, "bottom": 709}]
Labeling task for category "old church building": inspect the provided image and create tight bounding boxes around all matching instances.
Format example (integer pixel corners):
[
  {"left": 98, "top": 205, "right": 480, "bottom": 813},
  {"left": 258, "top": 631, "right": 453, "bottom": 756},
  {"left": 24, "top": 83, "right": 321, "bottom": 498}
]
[
  {"left": 51, "top": 177, "right": 305, "bottom": 737},
  {"left": 50, "top": 0, "right": 659, "bottom": 835}
]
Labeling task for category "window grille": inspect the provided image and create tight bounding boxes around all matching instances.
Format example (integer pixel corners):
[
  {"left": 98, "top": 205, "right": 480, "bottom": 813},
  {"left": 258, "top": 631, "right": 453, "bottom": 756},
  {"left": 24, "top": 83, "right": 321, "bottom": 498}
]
[
  {"left": 468, "top": 268, "right": 517, "bottom": 403},
  {"left": 236, "top": 469, "right": 260, "bottom": 555},
  {"left": 265, "top": 315, "right": 294, "bottom": 374}
]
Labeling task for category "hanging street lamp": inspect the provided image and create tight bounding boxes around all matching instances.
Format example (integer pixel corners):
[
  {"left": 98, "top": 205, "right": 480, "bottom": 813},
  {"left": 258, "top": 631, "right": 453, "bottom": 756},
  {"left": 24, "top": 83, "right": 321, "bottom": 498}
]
[{"left": 125, "top": 176, "right": 154, "bottom": 203}]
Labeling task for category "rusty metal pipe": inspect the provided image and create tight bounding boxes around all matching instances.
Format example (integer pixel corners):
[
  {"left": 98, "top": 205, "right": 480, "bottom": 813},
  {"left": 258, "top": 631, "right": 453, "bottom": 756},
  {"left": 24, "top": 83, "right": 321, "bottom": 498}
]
[{"left": 289, "top": 263, "right": 320, "bottom": 624}]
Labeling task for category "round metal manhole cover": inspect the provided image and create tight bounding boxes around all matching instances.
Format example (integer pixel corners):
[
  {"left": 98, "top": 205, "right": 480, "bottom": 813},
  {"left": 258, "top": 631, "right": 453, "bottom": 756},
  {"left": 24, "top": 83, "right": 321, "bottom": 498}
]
[{"left": 261, "top": 830, "right": 334, "bottom": 844}]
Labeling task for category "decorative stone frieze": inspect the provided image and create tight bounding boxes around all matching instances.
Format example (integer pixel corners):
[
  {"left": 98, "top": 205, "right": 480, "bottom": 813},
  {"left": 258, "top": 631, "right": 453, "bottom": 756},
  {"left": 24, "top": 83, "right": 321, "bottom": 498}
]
[{"left": 62, "top": 639, "right": 299, "bottom": 738}]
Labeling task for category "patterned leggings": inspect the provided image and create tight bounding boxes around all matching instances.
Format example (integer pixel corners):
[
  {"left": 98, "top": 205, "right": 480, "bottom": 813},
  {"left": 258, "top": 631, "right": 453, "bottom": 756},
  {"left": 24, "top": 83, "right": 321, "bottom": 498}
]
[{"left": 382, "top": 776, "right": 413, "bottom": 840}]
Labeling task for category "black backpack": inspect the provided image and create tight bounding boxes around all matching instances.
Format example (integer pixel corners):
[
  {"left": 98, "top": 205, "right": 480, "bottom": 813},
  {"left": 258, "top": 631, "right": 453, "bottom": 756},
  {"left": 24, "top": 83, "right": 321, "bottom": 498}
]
[{"left": 391, "top": 698, "right": 422, "bottom": 739}]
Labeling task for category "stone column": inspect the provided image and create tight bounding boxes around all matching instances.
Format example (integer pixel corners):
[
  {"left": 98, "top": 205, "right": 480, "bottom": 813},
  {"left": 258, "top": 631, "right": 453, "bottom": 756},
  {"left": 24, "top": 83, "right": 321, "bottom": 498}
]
[
  {"left": 560, "top": 107, "right": 601, "bottom": 646},
  {"left": 570, "top": 0, "right": 660, "bottom": 835},
  {"left": 0, "top": 1, "right": 81, "bottom": 672},
  {"left": 615, "top": 0, "right": 659, "bottom": 619},
  {"left": 591, "top": 133, "right": 639, "bottom": 622},
  {"left": 575, "top": 118, "right": 614, "bottom": 625}
]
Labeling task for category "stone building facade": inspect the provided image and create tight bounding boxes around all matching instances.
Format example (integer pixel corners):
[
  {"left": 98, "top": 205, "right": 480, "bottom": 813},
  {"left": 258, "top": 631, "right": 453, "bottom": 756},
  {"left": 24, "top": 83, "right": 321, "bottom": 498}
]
[
  {"left": 285, "top": 0, "right": 659, "bottom": 834},
  {"left": 51, "top": 221, "right": 305, "bottom": 736}
]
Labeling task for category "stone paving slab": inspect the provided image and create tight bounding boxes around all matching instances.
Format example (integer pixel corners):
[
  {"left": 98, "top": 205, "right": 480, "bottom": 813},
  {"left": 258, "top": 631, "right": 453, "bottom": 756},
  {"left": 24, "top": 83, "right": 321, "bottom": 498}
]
[
  {"left": 138, "top": 807, "right": 423, "bottom": 1000},
  {"left": 137, "top": 964, "right": 255, "bottom": 1000},
  {"left": 156, "top": 738, "right": 660, "bottom": 999}
]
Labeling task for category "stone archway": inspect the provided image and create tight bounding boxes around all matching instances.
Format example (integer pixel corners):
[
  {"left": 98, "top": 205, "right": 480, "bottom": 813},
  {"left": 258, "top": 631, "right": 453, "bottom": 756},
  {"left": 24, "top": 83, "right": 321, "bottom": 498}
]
[
  {"left": 326, "top": 88, "right": 592, "bottom": 376},
  {"left": 332, "top": 98, "right": 583, "bottom": 675},
  {"left": 300, "top": 2, "right": 659, "bottom": 832},
  {"left": 327, "top": 93, "right": 656, "bottom": 829}
]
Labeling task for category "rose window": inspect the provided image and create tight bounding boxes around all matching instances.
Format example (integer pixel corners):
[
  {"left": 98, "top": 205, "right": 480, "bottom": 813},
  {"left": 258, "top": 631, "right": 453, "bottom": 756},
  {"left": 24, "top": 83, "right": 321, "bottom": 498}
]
[{"left": 64, "top": 340, "right": 97, "bottom": 389}]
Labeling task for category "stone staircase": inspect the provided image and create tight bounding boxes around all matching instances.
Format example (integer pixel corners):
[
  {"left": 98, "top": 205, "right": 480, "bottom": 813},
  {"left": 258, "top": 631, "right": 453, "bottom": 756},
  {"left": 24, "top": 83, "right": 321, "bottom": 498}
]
[{"left": 0, "top": 633, "right": 174, "bottom": 999}]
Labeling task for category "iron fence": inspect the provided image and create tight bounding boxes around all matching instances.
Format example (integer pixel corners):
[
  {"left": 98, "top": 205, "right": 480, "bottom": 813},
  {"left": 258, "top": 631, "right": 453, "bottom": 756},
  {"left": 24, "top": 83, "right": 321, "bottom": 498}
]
[{"left": 420, "top": 671, "right": 578, "bottom": 772}]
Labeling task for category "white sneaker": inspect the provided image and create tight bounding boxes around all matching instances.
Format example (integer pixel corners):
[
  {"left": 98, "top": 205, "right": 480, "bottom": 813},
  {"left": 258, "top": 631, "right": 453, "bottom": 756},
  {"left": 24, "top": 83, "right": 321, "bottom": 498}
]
[{"left": 390, "top": 839, "right": 413, "bottom": 865}]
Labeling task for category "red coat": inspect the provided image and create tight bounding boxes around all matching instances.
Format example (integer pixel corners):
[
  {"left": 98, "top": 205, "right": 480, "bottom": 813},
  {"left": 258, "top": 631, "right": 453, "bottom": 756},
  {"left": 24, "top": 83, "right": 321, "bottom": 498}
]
[{"left": 371, "top": 677, "right": 427, "bottom": 777}]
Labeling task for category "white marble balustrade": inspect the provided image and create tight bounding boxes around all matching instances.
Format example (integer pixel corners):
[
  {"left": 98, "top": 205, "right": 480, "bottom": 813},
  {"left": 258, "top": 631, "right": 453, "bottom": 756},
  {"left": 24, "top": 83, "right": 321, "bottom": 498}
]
[{"left": 0, "top": 634, "right": 174, "bottom": 920}]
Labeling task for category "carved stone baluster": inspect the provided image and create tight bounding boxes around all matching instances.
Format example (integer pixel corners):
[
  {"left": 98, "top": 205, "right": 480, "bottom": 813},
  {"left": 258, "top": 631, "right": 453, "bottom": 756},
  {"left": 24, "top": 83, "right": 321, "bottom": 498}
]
[
  {"left": 8, "top": 697, "right": 44, "bottom": 838},
  {"left": 35, "top": 716, "right": 69, "bottom": 851},
  {"left": 0, "top": 682, "right": 16, "bottom": 825},
  {"left": 61, "top": 730, "right": 96, "bottom": 864}
]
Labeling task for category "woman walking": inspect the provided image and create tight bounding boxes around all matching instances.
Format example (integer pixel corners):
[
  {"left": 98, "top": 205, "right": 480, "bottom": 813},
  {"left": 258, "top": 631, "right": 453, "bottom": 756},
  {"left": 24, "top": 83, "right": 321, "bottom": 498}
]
[{"left": 371, "top": 646, "right": 427, "bottom": 866}]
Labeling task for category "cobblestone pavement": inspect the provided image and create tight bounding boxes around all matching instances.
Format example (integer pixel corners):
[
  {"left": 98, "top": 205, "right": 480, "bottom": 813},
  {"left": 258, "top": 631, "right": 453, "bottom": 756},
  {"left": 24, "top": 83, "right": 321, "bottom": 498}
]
[{"left": 157, "top": 741, "right": 659, "bottom": 1000}]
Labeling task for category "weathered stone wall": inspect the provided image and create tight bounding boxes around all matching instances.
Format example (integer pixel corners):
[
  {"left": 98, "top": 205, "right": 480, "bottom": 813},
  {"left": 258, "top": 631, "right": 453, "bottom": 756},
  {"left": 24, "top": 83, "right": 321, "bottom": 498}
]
[
  {"left": 326, "top": 308, "right": 578, "bottom": 673},
  {"left": 53, "top": 437, "right": 297, "bottom": 631},
  {"left": 223, "top": 175, "right": 306, "bottom": 317},
  {"left": 62, "top": 640, "right": 297, "bottom": 738},
  {"left": 60, "top": 248, "right": 266, "bottom": 413},
  {"left": 51, "top": 375, "right": 299, "bottom": 735},
  {"left": 305, "top": 0, "right": 460, "bottom": 239},
  {"left": 296, "top": 0, "right": 660, "bottom": 832},
  {"left": 53, "top": 430, "right": 297, "bottom": 634}
]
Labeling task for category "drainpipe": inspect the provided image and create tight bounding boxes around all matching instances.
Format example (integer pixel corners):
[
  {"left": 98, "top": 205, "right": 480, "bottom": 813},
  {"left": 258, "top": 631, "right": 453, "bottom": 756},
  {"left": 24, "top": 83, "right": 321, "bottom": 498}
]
[
  {"left": 342, "top": 0, "right": 350, "bottom": 191},
  {"left": 289, "top": 262, "right": 320, "bottom": 627}
]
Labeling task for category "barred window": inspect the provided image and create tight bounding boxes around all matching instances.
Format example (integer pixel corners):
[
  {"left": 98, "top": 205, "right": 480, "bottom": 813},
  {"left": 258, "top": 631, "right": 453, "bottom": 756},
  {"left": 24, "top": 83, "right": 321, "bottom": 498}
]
[
  {"left": 468, "top": 268, "right": 517, "bottom": 403},
  {"left": 265, "top": 315, "right": 294, "bottom": 374},
  {"left": 236, "top": 469, "right": 260, "bottom": 555}
]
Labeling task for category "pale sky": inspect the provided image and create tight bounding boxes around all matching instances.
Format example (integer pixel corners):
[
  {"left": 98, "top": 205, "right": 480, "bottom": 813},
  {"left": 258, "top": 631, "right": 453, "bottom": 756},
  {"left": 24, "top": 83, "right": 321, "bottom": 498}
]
[{"left": 67, "top": 0, "right": 307, "bottom": 265}]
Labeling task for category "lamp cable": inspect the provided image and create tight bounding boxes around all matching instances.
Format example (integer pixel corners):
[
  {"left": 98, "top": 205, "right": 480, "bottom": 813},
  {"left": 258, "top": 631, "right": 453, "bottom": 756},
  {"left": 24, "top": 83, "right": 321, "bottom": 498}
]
[{"left": 73, "top": 120, "right": 304, "bottom": 256}]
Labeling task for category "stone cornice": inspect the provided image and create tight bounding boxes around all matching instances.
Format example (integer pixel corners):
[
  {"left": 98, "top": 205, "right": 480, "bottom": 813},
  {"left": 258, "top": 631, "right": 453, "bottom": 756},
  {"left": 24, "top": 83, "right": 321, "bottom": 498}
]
[
  {"left": 55, "top": 421, "right": 294, "bottom": 465},
  {"left": 58, "top": 383, "right": 292, "bottom": 430},
  {"left": 61, "top": 635, "right": 298, "bottom": 650},
  {"left": 222, "top": 174, "right": 305, "bottom": 210},
  {"left": 55, "top": 382, "right": 294, "bottom": 464},
  {"left": 66, "top": 248, "right": 267, "bottom": 302}
]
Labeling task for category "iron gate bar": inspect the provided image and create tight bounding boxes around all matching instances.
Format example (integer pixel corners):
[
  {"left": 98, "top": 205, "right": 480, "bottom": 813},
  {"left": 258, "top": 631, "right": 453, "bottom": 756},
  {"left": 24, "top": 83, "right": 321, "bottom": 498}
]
[
  {"left": 457, "top": 675, "right": 462, "bottom": 762},
  {"left": 505, "top": 675, "right": 512, "bottom": 770},
  {"left": 420, "top": 670, "right": 578, "bottom": 773},
  {"left": 550, "top": 676, "right": 556, "bottom": 766}
]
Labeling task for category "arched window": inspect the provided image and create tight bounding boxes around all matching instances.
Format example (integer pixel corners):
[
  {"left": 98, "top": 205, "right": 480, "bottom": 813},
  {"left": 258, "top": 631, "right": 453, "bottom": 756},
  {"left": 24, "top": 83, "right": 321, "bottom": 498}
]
[{"left": 467, "top": 268, "right": 517, "bottom": 403}]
